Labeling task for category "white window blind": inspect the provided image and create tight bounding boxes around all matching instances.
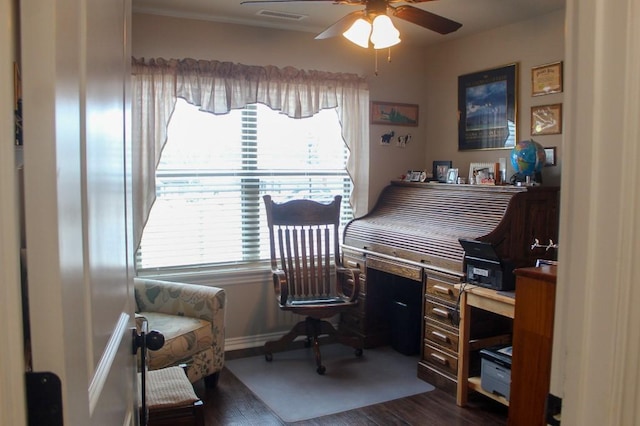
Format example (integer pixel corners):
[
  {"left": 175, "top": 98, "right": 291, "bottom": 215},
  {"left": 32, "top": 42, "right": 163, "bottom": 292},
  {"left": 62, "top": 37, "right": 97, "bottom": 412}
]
[{"left": 136, "top": 99, "right": 353, "bottom": 271}]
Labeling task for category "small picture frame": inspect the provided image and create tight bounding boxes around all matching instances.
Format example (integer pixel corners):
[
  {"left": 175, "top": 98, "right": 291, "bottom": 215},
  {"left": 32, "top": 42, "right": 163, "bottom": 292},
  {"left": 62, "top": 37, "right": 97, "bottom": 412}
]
[
  {"left": 446, "top": 168, "right": 459, "bottom": 184},
  {"left": 371, "top": 101, "right": 419, "bottom": 127},
  {"left": 531, "top": 103, "right": 562, "bottom": 135},
  {"left": 406, "top": 170, "right": 422, "bottom": 182},
  {"left": 531, "top": 61, "right": 563, "bottom": 96},
  {"left": 469, "top": 162, "right": 498, "bottom": 185},
  {"left": 544, "top": 147, "right": 557, "bottom": 166},
  {"left": 433, "top": 160, "right": 452, "bottom": 183}
]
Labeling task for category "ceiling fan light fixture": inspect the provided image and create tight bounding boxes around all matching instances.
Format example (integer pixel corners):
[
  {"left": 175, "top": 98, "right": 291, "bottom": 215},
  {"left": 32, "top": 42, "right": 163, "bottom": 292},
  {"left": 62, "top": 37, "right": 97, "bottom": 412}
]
[
  {"left": 370, "top": 14, "right": 401, "bottom": 49},
  {"left": 343, "top": 18, "right": 372, "bottom": 48}
]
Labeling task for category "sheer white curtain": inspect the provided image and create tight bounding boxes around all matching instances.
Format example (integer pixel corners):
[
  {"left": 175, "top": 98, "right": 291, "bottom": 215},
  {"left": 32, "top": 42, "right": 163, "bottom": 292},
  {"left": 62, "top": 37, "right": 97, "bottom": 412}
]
[{"left": 131, "top": 57, "right": 369, "bottom": 250}]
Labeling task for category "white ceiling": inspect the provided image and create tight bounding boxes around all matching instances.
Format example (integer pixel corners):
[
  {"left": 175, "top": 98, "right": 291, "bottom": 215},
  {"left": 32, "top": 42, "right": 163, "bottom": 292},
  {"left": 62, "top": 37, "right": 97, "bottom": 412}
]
[{"left": 132, "top": 0, "right": 565, "bottom": 47}]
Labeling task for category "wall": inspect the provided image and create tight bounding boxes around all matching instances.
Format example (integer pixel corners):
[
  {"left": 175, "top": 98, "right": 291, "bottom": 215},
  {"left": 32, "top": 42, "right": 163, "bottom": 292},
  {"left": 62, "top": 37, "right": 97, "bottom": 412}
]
[
  {"left": 132, "top": 11, "right": 565, "bottom": 347},
  {"left": 132, "top": 13, "right": 432, "bottom": 346},
  {"left": 424, "top": 10, "right": 564, "bottom": 186},
  {"left": 132, "top": 13, "right": 430, "bottom": 205}
]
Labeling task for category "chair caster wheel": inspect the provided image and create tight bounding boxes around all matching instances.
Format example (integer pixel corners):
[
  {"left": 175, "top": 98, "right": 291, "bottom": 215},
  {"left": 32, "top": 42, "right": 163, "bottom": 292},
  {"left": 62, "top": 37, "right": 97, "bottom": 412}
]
[
  {"left": 317, "top": 365, "right": 326, "bottom": 375},
  {"left": 355, "top": 348, "right": 363, "bottom": 357},
  {"left": 265, "top": 353, "right": 273, "bottom": 362}
]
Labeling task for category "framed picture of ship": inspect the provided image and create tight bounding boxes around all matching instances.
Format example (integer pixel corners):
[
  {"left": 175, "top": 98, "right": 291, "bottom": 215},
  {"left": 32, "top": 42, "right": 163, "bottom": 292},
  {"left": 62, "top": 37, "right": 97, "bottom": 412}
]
[
  {"left": 371, "top": 101, "right": 419, "bottom": 127},
  {"left": 457, "top": 63, "right": 518, "bottom": 151}
]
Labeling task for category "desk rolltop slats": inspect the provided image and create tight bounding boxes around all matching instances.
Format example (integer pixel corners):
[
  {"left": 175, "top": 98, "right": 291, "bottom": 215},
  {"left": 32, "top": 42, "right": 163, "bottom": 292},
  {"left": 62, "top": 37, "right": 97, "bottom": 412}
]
[{"left": 344, "top": 182, "right": 559, "bottom": 275}]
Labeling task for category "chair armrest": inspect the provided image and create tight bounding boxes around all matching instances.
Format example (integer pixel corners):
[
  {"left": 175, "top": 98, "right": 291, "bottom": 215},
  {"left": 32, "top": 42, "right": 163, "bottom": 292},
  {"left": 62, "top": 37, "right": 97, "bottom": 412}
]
[
  {"left": 336, "top": 267, "right": 361, "bottom": 303},
  {"left": 272, "top": 270, "right": 289, "bottom": 306},
  {"left": 134, "top": 277, "right": 225, "bottom": 325}
]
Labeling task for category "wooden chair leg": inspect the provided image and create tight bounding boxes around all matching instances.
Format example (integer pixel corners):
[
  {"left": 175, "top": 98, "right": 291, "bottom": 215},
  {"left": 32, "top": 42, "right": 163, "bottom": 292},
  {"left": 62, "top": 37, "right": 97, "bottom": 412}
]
[
  {"left": 264, "top": 320, "right": 308, "bottom": 360},
  {"left": 317, "top": 319, "right": 364, "bottom": 355},
  {"left": 264, "top": 316, "right": 364, "bottom": 374},
  {"left": 306, "top": 317, "right": 326, "bottom": 375}
]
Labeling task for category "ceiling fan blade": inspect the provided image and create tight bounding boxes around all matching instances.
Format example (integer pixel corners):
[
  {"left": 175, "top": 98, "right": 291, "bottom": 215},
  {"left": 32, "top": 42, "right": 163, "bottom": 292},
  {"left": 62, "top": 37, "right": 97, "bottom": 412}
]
[
  {"left": 393, "top": 5, "right": 462, "bottom": 35},
  {"left": 315, "top": 10, "right": 365, "bottom": 39}
]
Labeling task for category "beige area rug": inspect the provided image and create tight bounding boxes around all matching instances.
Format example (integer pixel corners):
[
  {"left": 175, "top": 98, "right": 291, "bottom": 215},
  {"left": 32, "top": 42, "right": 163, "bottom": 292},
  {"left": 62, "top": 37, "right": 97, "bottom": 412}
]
[{"left": 225, "top": 344, "right": 435, "bottom": 422}]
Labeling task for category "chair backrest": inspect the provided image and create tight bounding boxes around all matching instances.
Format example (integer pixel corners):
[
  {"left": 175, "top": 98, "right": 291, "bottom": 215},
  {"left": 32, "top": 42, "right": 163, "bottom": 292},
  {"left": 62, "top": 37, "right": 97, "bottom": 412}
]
[{"left": 263, "top": 195, "right": 342, "bottom": 299}]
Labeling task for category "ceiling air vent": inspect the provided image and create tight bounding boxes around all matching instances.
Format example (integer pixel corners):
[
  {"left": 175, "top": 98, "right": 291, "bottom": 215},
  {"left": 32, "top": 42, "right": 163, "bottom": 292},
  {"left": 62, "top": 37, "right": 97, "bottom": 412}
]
[{"left": 256, "top": 9, "right": 307, "bottom": 21}]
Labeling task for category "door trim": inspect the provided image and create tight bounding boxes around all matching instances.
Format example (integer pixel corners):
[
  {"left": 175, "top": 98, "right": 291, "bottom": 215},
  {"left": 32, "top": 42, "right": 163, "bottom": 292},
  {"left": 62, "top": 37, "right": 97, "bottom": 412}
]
[{"left": 89, "top": 312, "right": 130, "bottom": 414}]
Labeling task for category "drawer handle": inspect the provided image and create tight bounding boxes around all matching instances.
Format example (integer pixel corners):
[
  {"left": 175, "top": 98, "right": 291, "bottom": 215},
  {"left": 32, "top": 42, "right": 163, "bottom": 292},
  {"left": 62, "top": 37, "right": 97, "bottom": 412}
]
[
  {"left": 430, "top": 330, "right": 450, "bottom": 343},
  {"left": 430, "top": 353, "right": 449, "bottom": 366},
  {"left": 432, "top": 307, "right": 451, "bottom": 319},
  {"left": 433, "top": 285, "right": 453, "bottom": 296}
]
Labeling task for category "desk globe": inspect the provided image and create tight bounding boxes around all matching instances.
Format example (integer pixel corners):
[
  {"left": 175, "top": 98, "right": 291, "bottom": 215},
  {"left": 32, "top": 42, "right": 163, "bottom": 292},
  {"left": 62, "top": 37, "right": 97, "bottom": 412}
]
[{"left": 510, "top": 139, "right": 546, "bottom": 184}]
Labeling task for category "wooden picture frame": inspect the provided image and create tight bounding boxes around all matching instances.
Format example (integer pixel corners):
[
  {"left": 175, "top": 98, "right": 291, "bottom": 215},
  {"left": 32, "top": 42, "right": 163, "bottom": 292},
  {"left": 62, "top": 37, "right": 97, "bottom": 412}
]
[
  {"left": 458, "top": 64, "right": 518, "bottom": 150},
  {"left": 371, "top": 101, "right": 419, "bottom": 127},
  {"left": 432, "top": 160, "right": 452, "bottom": 183},
  {"left": 531, "top": 61, "right": 563, "bottom": 96},
  {"left": 531, "top": 103, "right": 562, "bottom": 135}
]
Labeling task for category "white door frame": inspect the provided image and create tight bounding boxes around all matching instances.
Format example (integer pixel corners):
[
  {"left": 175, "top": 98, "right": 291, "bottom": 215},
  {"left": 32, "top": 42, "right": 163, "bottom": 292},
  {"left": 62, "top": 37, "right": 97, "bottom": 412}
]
[
  {"left": 553, "top": 0, "right": 640, "bottom": 424},
  {"left": 0, "top": 0, "right": 28, "bottom": 423}
]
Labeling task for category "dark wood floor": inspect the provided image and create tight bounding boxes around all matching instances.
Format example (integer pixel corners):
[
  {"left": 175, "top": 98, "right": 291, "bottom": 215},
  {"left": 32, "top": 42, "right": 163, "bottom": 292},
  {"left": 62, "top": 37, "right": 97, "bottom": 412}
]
[{"left": 193, "top": 347, "right": 508, "bottom": 426}]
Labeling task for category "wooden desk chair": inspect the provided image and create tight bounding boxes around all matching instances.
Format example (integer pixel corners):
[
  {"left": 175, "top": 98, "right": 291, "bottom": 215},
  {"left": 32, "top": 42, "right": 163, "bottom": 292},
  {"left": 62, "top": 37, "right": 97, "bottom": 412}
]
[{"left": 263, "top": 194, "right": 364, "bottom": 374}]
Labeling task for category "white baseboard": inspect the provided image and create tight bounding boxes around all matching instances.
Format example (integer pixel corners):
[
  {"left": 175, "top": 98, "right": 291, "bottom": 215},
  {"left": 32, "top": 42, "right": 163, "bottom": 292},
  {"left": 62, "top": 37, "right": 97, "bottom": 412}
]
[
  {"left": 224, "top": 320, "right": 340, "bottom": 352},
  {"left": 224, "top": 332, "right": 289, "bottom": 352}
]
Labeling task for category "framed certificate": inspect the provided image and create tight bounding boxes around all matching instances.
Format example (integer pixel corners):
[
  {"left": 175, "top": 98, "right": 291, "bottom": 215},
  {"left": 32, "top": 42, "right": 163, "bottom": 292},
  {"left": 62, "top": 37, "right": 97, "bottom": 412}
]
[{"left": 531, "top": 62, "right": 563, "bottom": 96}]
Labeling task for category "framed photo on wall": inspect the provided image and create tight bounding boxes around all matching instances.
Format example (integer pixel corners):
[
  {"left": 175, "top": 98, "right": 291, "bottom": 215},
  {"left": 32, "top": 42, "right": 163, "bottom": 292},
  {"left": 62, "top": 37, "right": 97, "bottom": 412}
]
[
  {"left": 544, "top": 147, "right": 557, "bottom": 166},
  {"left": 458, "top": 64, "right": 518, "bottom": 151},
  {"left": 371, "top": 101, "right": 419, "bottom": 127},
  {"left": 531, "top": 103, "right": 562, "bottom": 135}
]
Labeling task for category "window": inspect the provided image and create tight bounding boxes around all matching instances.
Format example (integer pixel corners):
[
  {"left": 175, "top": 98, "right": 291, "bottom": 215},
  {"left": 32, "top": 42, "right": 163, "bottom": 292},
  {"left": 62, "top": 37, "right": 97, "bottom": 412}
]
[{"left": 136, "top": 99, "right": 353, "bottom": 271}]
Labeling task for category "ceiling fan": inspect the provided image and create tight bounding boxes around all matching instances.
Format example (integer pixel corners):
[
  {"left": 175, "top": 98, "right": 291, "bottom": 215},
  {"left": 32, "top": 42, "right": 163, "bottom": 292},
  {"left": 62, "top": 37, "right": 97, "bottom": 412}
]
[{"left": 240, "top": 0, "right": 462, "bottom": 48}]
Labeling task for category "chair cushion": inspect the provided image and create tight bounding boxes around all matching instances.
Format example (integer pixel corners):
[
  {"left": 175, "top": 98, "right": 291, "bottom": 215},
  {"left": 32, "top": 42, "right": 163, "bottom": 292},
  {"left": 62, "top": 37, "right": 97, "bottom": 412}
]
[
  {"left": 144, "top": 366, "right": 200, "bottom": 409},
  {"left": 141, "top": 311, "right": 213, "bottom": 370}
]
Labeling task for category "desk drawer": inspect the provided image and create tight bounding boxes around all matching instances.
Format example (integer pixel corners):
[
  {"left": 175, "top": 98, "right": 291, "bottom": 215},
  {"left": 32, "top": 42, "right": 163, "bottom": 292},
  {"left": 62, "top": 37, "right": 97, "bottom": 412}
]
[
  {"left": 424, "top": 319, "right": 459, "bottom": 355},
  {"left": 423, "top": 342, "right": 458, "bottom": 377},
  {"left": 424, "top": 299, "right": 458, "bottom": 328},
  {"left": 426, "top": 277, "right": 460, "bottom": 305},
  {"left": 342, "top": 254, "right": 365, "bottom": 271},
  {"left": 342, "top": 252, "right": 366, "bottom": 295},
  {"left": 367, "top": 256, "right": 422, "bottom": 282}
]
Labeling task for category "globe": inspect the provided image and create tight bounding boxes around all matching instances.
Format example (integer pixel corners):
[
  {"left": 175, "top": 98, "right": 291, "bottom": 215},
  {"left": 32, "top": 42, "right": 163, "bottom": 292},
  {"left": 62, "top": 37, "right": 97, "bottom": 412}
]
[{"left": 510, "top": 139, "right": 546, "bottom": 176}]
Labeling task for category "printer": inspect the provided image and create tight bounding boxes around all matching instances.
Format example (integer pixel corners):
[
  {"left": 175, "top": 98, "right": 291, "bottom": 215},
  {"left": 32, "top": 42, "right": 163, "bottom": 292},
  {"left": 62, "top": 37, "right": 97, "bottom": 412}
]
[
  {"left": 479, "top": 345, "right": 512, "bottom": 401},
  {"left": 459, "top": 238, "right": 516, "bottom": 291}
]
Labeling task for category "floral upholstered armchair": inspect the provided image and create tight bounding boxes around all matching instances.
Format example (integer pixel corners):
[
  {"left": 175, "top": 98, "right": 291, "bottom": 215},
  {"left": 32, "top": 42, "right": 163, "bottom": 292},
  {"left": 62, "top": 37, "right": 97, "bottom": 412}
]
[{"left": 134, "top": 277, "right": 226, "bottom": 387}]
